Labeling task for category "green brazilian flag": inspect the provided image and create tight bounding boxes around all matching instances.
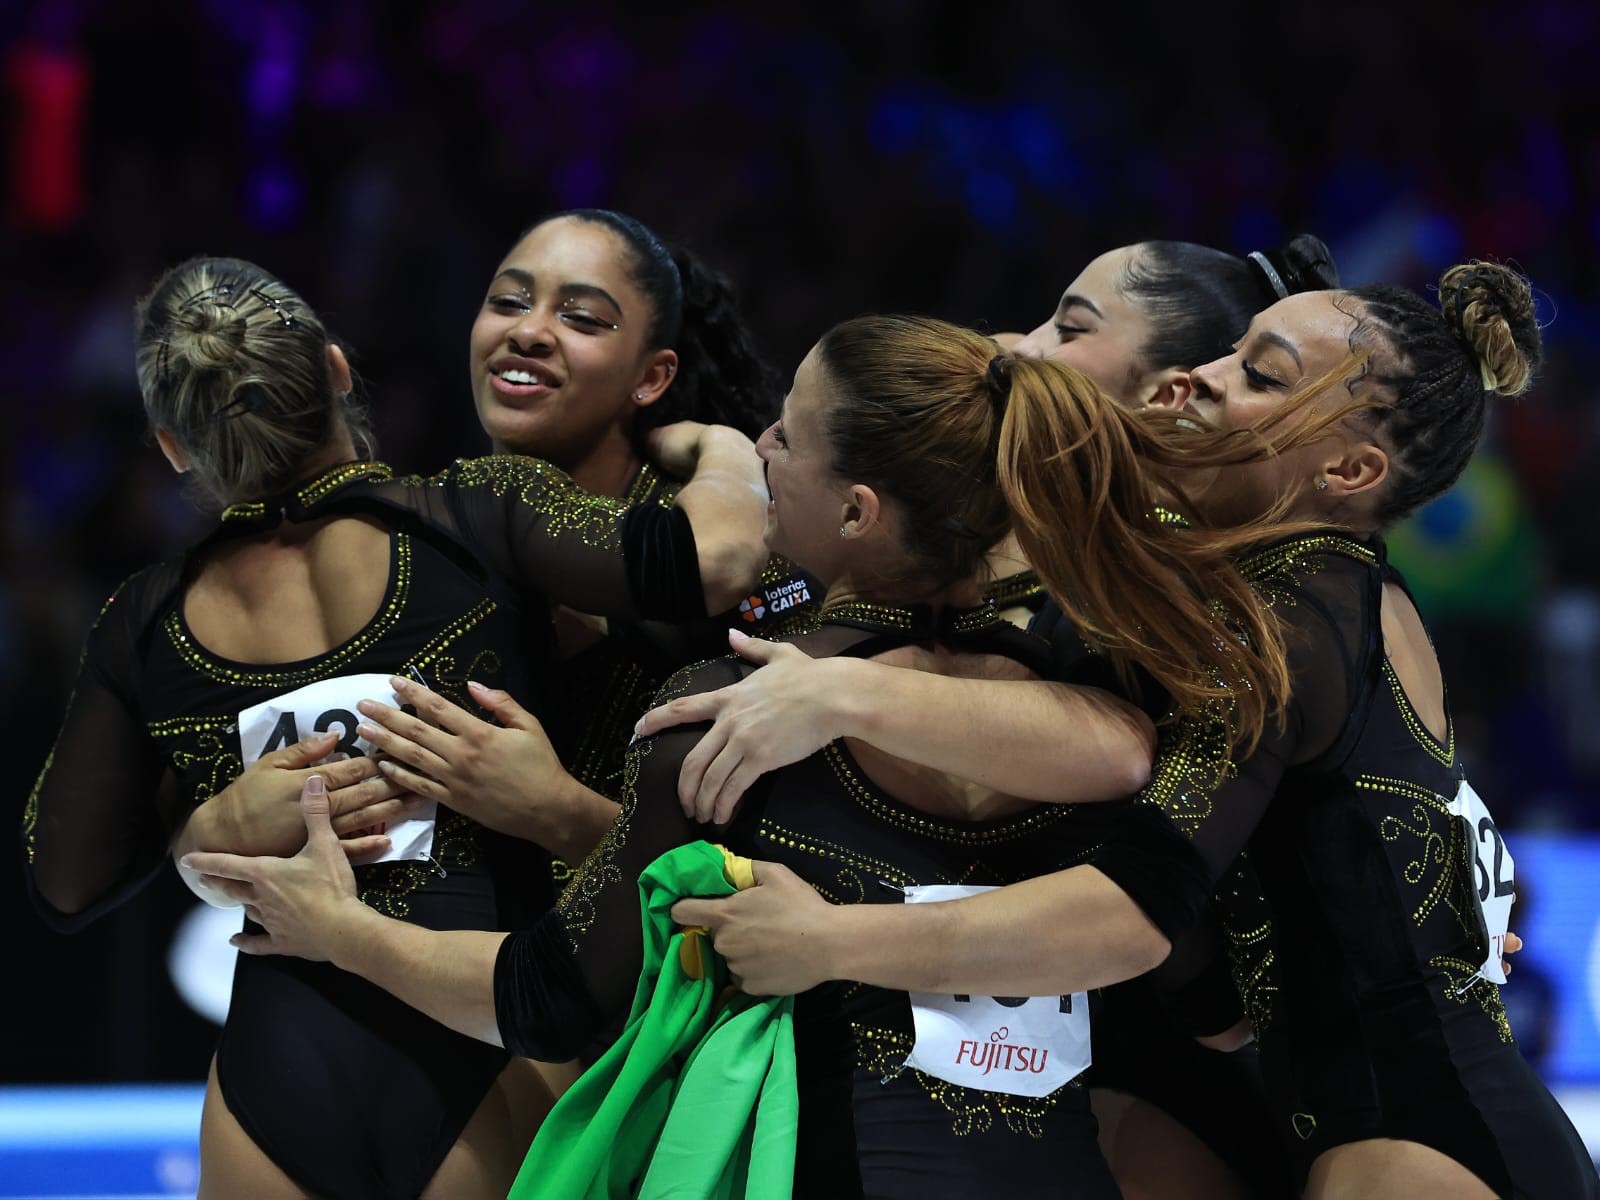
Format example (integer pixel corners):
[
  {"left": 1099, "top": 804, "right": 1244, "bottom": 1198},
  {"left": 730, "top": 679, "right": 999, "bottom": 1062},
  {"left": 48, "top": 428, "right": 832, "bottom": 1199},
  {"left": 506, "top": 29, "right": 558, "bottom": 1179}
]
[{"left": 509, "top": 841, "right": 798, "bottom": 1199}]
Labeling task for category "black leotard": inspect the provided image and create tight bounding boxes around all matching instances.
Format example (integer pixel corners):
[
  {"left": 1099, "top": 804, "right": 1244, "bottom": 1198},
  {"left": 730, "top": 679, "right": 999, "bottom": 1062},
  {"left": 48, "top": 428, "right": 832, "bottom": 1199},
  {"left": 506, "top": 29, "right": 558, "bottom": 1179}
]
[
  {"left": 1092, "top": 532, "right": 1598, "bottom": 1199},
  {"left": 496, "top": 605, "right": 1121, "bottom": 1199},
  {"left": 23, "top": 456, "right": 707, "bottom": 1200}
]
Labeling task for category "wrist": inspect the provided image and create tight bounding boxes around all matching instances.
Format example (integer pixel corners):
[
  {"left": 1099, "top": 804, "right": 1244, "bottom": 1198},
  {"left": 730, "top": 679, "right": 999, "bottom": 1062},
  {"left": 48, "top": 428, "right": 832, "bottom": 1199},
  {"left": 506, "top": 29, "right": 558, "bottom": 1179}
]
[
  {"left": 326, "top": 897, "right": 388, "bottom": 974},
  {"left": 824, "top": 658, "right": 874, "bottom": 743}
]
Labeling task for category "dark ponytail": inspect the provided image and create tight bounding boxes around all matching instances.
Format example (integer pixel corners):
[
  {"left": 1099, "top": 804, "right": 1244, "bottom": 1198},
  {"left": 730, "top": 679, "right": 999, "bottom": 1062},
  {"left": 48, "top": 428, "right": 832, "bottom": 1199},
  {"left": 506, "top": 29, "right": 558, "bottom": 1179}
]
[{"left": 639, "top": 246, "right": 781, "bottom": 443}]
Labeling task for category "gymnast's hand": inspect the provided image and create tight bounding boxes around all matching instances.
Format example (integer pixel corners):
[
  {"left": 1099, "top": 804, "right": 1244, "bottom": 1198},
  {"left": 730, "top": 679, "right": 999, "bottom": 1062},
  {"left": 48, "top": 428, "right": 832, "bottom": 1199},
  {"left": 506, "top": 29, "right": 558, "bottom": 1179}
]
[
  {"left": 178, "top": 731, "right": 416, "bottom": 859},
  {"left": 183, "top": 776, "right": 378, "bottom": 962},
  {"left": 670, "top": 860, "right": 837, "bottom": 996},
  {"left": 636, "top": 629, "right": 840, "bottom": 824},
  {"left": 355, "top": 676, "right": 616, "bottom": 862}
]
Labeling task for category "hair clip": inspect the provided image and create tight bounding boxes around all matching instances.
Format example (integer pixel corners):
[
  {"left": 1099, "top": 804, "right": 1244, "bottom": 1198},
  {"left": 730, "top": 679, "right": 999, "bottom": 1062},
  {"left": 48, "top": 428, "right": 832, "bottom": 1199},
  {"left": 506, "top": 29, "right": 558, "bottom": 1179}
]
[{"left": 249, "top": 288, "right": 299, "bottom": 329}]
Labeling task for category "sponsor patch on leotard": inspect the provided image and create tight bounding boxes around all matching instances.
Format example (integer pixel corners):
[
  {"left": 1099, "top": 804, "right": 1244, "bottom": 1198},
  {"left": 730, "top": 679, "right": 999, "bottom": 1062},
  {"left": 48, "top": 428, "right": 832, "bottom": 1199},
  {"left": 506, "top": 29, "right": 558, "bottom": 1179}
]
[{"left": 900, "top": 883, "right": 1090, "bottom": 1098}]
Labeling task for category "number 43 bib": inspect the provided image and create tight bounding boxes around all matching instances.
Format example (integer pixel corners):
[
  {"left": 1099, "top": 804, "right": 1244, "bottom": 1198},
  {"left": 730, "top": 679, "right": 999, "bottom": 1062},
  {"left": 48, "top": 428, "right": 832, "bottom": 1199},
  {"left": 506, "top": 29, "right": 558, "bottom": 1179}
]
[
  {"left": 900, "top": 884, "right": 1091, "bottom": 1098},
  {"left": 236, "top": 673, "right": 437, "bottom": 866},
  {"left": 1448, "top": 779, "right": 1515, "bottom": 985}
]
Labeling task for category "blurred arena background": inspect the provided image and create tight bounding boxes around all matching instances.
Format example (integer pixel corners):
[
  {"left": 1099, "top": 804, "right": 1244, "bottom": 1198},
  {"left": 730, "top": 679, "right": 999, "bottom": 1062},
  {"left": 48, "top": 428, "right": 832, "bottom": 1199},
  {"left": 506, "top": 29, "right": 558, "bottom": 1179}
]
[{"left": 1, "top": 1, "right": 1598, "bottom": 1193}]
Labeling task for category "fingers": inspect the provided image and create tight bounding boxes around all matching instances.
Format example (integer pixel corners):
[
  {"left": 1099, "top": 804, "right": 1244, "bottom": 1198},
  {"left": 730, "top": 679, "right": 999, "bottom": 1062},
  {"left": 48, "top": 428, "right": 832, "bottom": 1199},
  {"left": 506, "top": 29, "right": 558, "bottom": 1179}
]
[
  {"left": 354, "top": 706, "right": 452, "bottom": 779},
  {"left": 181, "top": 850, "right": 260, "bottom": 883},
  {"left": 748, "top": 859, "right": 791, "bottom": 887},
  {"left": 726, "top": 628, "right": 778, "bottom": 663},
  {"left": 674, "top": 723, "right": 731, "bottom": 819},
  {"left": 387, "top": 676, "right": 478, "bottom": 736},
  {"left": 261, "top": 731, "right": 340, "bottom": 770},
  {"left": 375, "top": 758, "right": 451, "bottom": 803},
  {"left": 198, "top": 874, "right": 255, "bottom": 903},
  {"left": 338, "top": 834, "right": 392, "bottom": 862},
  {"left": 698, "top": 741, "right": 748, "bottom": 826},
  {"left": 300, "top": 776, "right": 339, "bottom": 856},
  {"left": 331, "top": 795, "right": 422, "bottom": 837},
  {"left": 315, "top": 753, "right": 386, "bottom": 792},
  {"left": 712, "top": 760, "right": 762, "bottom": 825},
  {"left": 1504, "top": 932, "right": 1523, "bottom": 955},
  {"left": 636, "top": 690, "right": 725, "bottom": 739},
  {"left": 327, "top": 771, "right": 408, "bottom": 819},
  {"left": 671, "top": 897, "right": 725, "bottom": 928},
  {"left": 229, "top": 932, "right": 280, "bottom": 957},
  {"left": 467, "top": 680, "right": 542, "bottom": 734}
]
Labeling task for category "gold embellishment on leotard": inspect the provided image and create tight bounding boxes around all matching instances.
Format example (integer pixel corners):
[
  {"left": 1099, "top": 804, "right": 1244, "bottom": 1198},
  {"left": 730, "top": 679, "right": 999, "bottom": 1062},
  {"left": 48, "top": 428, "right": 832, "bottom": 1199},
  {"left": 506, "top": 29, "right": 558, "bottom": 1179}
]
[
  {"left": 400, "top": 599, "right": 499, "bottom": 709},
  {"left": 1218, "top": 855, "right": 1278, "bottom": 1035},
  {"left": 1360, "top": 774, "right": 1473, "bottom": 933},
  {"left": 756, "top": 818, "right": 910, "bottom": 903},
  {"left": 558, "top": 664, "right": 702, "bottom": 946},
  {"left": 818, "top": 601, "right": 918, "bottom": 631},
  {"left": 1152, "top": 506, "right": 1190, "bottom": 526},
  {"left": 1135, "top": 696, "right": 1237, "bottom": 839},
  {"left": 162, "top": 535, "right": 414, "bottom": 687},
  {"left": 219, "top": 461, "right": 395, "bottom": 522},
  {"left": 983, "top": 570, "right": 1045, "bottom": 610},
  {"left": 625, "top": 462, "right": 677, "bottom": 510},
  {"left": 1291, "top": 1112, "right": 1318, "bottom": 1140},
  {"left": 1381, "top": 661, "right": 1456, "bottom": 768},
  {"left": 851, "top": 1023, "right": 1079, "bottom": 1139},
  {"left": 823, "top": 743, "right": 1072, "bottom": 847},
  {"left": 148, "top": 715, "right": 246, "bottom": 812},
  {"left": 356, "top": 807, "right": 479, "bottom": 917},
  {"left": 448, "top": 456, "right": 630, "bottom": 551},
  {"left": 1429, "top": 954, "right": 1514, "bottom": 1044},
  {"left": 1237, "top": 533, "right": 1378, "bottom": 582}
]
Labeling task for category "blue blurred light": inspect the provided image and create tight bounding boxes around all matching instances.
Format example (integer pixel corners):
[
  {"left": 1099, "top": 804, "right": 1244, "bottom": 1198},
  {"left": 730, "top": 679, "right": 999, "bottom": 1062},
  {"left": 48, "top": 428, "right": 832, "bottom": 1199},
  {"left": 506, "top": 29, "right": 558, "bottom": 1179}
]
[
  {"left": 965, "top": 170, "right": 1019, "bottom": 230},
  {"left": 1415, "top": 489, "right": 1473, "bottom": 544}
]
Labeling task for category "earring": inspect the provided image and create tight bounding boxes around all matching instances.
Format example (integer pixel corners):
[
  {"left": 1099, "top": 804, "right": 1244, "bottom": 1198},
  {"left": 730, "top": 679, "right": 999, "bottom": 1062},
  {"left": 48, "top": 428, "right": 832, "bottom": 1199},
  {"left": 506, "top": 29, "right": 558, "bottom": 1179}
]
[
  {"left": 1315, "top": 478, "right": 1328, "bottom": 491},
  {"left": 839, "top": 526, "right": 847, "bottom": 538},
  {"left": 635, "top": 391, "right": 645, "bottom": 401}
]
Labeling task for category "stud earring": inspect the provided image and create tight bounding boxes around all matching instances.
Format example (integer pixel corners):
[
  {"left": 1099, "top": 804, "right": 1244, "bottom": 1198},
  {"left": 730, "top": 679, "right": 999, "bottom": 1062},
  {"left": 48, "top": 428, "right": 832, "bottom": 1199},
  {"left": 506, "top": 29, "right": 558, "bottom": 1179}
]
[
  {"left": 635, "top": 391, "right": 645, "bottom": 401},
  {"left": 839, "top": 526, "right": 847, "bottom": 538},
  {"left": 1315, "top": 478, "right": 1329, "bottom": 491}
]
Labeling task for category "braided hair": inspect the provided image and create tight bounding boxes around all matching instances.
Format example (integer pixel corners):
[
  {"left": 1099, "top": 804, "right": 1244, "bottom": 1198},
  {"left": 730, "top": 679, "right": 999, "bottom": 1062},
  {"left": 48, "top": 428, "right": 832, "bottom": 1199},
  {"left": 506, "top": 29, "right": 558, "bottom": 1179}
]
[{"left": 1346, "top": 261, "right": 1541, "bottom": 527}]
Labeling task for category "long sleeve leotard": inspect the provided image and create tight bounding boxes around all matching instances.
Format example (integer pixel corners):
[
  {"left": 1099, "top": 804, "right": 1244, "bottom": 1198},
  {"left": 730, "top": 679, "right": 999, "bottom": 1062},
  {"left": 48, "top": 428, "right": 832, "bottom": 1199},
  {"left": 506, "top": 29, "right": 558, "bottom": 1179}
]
[
  {"left": 22, "top": 456, "right": 707, "bottom": 1200},
  {"left": 495, "top": 605, "right": 1122, "bottom": 1199},
  {"left": 1089, "top": 531, "right": 1596, "bottom": 1199}
]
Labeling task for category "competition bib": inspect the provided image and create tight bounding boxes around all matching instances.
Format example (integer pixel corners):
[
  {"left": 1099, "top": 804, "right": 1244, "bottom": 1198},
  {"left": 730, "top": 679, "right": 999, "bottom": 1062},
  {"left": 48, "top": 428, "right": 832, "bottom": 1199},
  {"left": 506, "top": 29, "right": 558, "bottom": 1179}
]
[
  {"left": 900, "top": 884, "right": 1090, "bottom": 1098},
  {"left": 1447, "top": 779, "right": 1514, "bottom": 985},
  {"left": 236, "top": 673, "right": 437, "bottom": 865}
]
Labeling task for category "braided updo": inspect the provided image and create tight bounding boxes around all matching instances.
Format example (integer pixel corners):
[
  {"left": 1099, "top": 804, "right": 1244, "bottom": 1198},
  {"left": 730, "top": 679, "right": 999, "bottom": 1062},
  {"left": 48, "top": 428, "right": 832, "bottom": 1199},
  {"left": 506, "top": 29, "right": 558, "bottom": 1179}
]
[
  {"left": 1346, "top": 260, "right": 1541, "bottom": 527},
  {"left": 135, "top": 257, "right": 374, "bottom": 508}
]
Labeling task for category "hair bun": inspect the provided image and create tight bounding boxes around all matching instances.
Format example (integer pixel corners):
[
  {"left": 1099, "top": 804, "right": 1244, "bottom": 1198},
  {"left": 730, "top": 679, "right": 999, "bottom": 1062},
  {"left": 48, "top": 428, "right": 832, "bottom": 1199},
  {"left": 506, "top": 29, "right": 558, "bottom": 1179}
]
[
  {"left": 171, "top": 302, "right": 249, "bottom": 372},
  {"left": 1438, "top": 261, "right": 1541, "bottom": 396},
  {"left": 1247, "top": 234, "right": 1340, "bottom": 303}
]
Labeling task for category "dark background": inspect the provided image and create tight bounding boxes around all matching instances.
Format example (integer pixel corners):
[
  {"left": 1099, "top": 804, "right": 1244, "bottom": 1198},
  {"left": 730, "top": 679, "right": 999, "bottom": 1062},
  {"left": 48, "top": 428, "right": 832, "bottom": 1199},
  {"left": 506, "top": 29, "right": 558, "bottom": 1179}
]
[{"left": 3, "top": 0, "right": 1598, "bottom": 1085}]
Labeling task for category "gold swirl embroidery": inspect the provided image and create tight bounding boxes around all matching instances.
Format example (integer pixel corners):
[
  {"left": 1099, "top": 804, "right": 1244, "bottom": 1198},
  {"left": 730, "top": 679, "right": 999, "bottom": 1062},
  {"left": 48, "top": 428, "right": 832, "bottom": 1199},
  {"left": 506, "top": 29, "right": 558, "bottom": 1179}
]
[
  {"left": 1429, "top": 954, "right": 1514, "bottom": 1044},
  {"left": 401, "top": 598, "right": 500, "bottom": 708},
  {"left": 1360, "top": 774, "right": 1470, "bottom": 932},
  {"left": 163, "top": 535, "right": 414, "bottom": 687},
  {"left": 1136, "top": 697, "right": 1237, "bottom": 839},
  {"left": 356, "top": 807, "right": 479, "bottom": 918},
  {"left": 756, "top": 819, "right": 908, "bottom": 901},
  {"left": 220, "top": 461, "right": 395, "bottom": 522},
  {"left": 148, "top": 716, "right": 244, "bottom": 811},
  {"left": 851, "top": 1023, "right": 1079, "bottom": 1139}
]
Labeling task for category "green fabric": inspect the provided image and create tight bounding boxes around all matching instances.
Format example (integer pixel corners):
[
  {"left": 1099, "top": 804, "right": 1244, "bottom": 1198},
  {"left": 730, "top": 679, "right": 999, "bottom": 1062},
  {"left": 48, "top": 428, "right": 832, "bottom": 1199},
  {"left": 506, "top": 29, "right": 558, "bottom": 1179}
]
[{"left": 509, "top": 841, "right": 798, "bottom": 1199}]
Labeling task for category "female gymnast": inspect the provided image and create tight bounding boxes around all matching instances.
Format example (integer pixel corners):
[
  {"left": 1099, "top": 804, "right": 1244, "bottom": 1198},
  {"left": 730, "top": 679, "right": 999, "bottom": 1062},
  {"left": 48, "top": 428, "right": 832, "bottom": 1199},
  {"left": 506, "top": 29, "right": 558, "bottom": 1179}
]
[
  {"left": 181, "top": 312, "right": 1304, "bottom": 1196},
  {"left": 657, "top": 263, "right": 1598, "bottom": 1200},
  {"left": 22, "top": 256, "right": 768, "bottom": 1199}
]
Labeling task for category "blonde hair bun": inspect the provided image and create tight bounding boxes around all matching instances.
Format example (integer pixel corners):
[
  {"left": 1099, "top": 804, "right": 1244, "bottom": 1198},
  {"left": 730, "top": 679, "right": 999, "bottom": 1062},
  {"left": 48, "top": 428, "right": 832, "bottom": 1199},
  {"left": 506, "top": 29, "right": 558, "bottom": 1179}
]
[{"left": 1438, "top": 261, "right": 1541, "bottom": 397}]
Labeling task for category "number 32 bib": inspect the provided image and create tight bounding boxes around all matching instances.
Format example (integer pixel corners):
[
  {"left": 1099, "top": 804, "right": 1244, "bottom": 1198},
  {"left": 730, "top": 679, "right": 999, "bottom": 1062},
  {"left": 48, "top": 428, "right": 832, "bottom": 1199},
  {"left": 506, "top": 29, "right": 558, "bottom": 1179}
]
[
  {"left": 1448, "top": 779, "right": 1515, "bottom": 985},
  {"left": 900, "top": 884, "right": 1091, "bottom": 1098},
  {"left": 236, "top": 673, "right": 437, "bottom": 865}
]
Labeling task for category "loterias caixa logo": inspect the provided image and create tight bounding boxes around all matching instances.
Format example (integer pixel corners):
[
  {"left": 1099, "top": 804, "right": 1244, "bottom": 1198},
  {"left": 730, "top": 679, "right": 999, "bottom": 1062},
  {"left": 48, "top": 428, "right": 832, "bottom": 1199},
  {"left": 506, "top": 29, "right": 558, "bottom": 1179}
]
[{"left": 738, "top": 577, "right": 812, "bottom": 624}]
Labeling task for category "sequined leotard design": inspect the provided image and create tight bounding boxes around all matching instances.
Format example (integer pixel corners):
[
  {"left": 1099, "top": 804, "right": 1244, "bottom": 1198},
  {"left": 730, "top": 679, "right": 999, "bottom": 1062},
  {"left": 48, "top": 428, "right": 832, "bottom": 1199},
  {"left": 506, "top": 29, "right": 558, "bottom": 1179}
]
[{"left": 24, "top": 456, "right": 708, "bottom": 1200}]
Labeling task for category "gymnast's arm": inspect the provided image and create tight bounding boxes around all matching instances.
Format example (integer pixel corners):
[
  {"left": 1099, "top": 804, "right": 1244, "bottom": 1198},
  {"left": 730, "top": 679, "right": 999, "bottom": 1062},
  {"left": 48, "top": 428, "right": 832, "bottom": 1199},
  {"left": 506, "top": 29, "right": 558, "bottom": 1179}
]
[
  {"left": 189, "top": 667, "right": 722, "bottom": 1056},
  {"left": 23, "top": 579, "right": 173, "bottom": 930},
  {"left": 674, "top": 587, "right": 1353, "bottom": 997}
]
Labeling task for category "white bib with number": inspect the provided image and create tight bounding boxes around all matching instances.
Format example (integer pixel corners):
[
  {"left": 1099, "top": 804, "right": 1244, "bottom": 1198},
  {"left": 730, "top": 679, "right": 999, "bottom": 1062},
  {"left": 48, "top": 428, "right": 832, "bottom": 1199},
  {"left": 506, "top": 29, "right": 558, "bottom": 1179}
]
[
  {"left": 1447, "top": 779, "right": 1514, "bottom": 984},
  {"left": 236, "top": 673, "right": 437, "bottom": 865},
  {"left": 900, "top": 884, "right": 1090, "bottom": 1098}
]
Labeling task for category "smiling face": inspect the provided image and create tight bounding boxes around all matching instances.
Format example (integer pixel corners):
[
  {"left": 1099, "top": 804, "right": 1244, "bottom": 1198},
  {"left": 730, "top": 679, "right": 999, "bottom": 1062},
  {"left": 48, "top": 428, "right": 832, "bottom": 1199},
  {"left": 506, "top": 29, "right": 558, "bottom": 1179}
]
[
  {"left": 467, "top": 216, "right": 674, "bottom": 469},
  {"left": 754, "top": 345, "right": 851, "bottom": 582},
  {"left": 1010, "top": 247, "right": 1155, "bottom": 407},
  {"left": 1182, "top": 290, "right": 1386, "bottom": 525}
]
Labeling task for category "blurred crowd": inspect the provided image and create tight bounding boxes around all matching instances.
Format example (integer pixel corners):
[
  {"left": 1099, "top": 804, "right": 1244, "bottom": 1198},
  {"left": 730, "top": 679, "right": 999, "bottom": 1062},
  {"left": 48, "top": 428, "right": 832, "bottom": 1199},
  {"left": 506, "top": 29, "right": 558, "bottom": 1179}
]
[{"left": 3, "top": 0, "right": 1598, "bottom": 1081}]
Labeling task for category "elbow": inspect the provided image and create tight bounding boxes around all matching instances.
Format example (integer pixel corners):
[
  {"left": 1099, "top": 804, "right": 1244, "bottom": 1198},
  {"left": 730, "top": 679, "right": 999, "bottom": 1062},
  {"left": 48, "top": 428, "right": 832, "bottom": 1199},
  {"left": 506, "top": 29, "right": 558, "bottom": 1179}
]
[
  {"left": 697, "top": 539, "right": 766, "bottom": 615},
  {"left": 1133, "top": 926, "right": 1173, "bottom": 977},
  {"left": 1111, "top": 709, "right": 1156, "bottom": 796}
]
